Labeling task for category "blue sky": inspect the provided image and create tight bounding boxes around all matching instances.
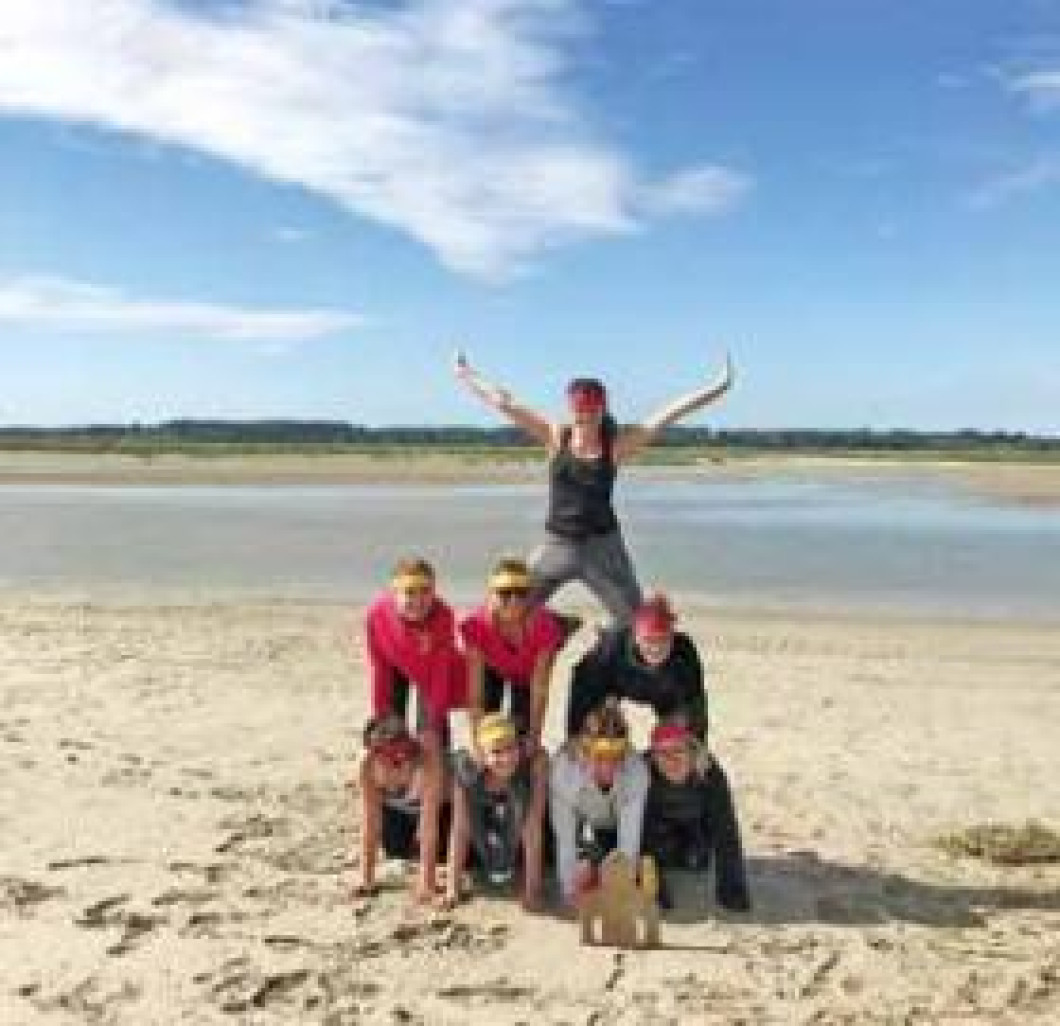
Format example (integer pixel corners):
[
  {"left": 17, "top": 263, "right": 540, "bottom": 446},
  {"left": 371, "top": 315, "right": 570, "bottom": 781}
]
[{"left": 1, "top": 0, "right": 1058, "bottom": 432}]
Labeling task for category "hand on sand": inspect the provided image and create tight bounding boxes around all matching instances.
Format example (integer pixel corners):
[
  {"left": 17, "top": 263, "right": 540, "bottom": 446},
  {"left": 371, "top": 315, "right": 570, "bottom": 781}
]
[
  {"left": 351, "top": 880, "right": 380, "bottom": 900},
  {"left": 438, "top": 889, "right": 462, "bottom": 911},
  {"left": 521, "top": 890, "right": 543, "bottom": 914},
  {"left": 412, "top": 879, "right": 444, "bottom": 906}
]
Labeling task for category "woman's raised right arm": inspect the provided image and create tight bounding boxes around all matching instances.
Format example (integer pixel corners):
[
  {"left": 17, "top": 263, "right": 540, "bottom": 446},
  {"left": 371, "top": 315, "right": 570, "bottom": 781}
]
[{"left": 453, "top": 349, "right": 554, "bottom": 446}]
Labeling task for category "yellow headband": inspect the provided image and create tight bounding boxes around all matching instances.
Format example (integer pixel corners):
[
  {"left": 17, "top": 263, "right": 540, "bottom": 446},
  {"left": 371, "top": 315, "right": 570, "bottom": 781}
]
[
  {"left": 476, "top": 713, "right": 517, "bottom": 750},
  {"left": 391, "top": 570, "right": 434, "bottom": 591},
  {"left": 489, "top": 569, "right": 532, "bottom": 592},
  {"left": 583, "top": 736, "right": 628, "bottom": 760}
]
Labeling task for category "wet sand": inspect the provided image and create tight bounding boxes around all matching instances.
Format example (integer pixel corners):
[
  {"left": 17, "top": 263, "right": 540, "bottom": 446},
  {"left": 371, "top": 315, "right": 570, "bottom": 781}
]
[
  {"left": 0, "top": 449, "right": 1058, "bottom": 509},
  {"left": 1, "top": 595, "right": 1058, "bottom": 1024}
]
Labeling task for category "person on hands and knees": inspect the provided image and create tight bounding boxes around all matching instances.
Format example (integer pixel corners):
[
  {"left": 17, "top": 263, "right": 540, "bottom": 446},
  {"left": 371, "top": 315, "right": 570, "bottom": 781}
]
[
  {"left": 352, "top": 714, "right": 449, "bottom": 906},
  {"left": 641, "top": 718, "right": 751, "bottom": 912},
  {"left": 444, "top": 713, "right": 548, "bottom": 912},
  {"left": 550, "top": 699, "right": 649, "bottom": 909}
]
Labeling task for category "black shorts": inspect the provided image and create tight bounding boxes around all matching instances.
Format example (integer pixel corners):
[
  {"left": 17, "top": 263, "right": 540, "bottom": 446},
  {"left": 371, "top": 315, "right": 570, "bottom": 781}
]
[
  {"left": 575, "top": 824, "right": 619, "bottom": 867},
  {"left": 380, "top": 801, "right": 453, "bottom": 862}
]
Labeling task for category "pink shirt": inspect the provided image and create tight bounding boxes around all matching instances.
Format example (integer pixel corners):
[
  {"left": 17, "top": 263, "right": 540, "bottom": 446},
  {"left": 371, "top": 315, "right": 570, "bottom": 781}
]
[
  {"left": 364, "top": 593, "right": 467, "bottom": 728},
  {"left": 458, "top": 605, "right": 563, "bottom": 686}
]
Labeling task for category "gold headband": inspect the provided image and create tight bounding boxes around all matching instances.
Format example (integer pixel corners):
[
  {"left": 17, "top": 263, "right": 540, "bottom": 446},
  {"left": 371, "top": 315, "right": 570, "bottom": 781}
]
[
  {"left": 476, "top": 713, "right": 517, "bottom": 750},
  {"left": 489, "top": 570, "right": 532, "bottom": 592},
  {"left": 391, "top": 570, "right": 434, "bottom": 591},
  {"left": 583, "top": 736, "right": 628, "bottom": 760}
]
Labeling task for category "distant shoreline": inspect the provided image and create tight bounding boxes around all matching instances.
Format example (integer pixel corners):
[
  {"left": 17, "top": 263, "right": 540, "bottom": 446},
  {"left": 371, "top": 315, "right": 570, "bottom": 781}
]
[{"left": 0, "top": 448, "right": 1058, "bottom": 508}]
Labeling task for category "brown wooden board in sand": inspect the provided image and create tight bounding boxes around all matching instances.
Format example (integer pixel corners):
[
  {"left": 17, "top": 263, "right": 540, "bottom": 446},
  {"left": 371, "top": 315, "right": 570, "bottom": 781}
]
[{"left": 578, "top": 852, "right": 660, "bottom": 948}]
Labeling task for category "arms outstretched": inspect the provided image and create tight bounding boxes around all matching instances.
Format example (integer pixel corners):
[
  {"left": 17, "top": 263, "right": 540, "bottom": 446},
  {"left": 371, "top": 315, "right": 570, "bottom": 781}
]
[
  {"left": 615, "top": 351, "right": 735, "bottom": 462},
  {"left": 453, "top": 350, "right": 553, "bottom": 446}
]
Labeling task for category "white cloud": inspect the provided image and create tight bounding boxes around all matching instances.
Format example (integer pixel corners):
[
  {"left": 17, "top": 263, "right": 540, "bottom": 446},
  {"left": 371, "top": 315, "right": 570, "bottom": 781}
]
[
  {"left": 0, "top": 274, "right": 361, "bottom": 340},
  {"left": 637, "top": 165, "right": 749, "bottom": 217},
  {"left": 0, "top": 0, "right": 748, "bottom": 277},
  {"left": 1008, "top": 69, "right": 1060, "bottom": 109},
  {"left": 967, "top": 156, "right": 1060, "bottom": 209},
  {"left": 273, "top": 225, "right": 312, "bottom": 243}
]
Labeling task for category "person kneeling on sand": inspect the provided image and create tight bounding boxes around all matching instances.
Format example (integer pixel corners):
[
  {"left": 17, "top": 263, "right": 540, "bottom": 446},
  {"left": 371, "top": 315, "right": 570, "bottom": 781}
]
[
  {"left": 550, "top": 700, "right": 649, "bottom": 909},
  {"left": 641, "top": 718, "right": 751, "bottom": 911},
  {"left": 352, "top": 714, "right": 449, "bottom": 906},
  {"left": 443, "top": 712, "right": 547, "bottom": 911},
  {"left": 362, "top": 557, "right": 467, "bottom": 746}
]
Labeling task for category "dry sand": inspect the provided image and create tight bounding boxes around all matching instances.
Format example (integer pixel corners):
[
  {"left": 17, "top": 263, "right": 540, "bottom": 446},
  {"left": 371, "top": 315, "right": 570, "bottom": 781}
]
[{"left": 1, "top": 595, "right": 1058, "bottom": 1024}]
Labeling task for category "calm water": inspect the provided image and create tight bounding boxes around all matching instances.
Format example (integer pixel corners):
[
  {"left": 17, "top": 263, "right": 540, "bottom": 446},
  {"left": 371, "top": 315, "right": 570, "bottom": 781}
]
[{"left": 1, "top": 476, "right": 1057, "bottom": 619}]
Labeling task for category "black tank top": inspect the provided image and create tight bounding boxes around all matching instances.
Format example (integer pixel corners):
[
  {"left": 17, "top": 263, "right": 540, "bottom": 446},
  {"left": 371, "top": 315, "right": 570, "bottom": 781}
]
[{"left": 545, "top": 424, "right": 619, "bottom": 538}]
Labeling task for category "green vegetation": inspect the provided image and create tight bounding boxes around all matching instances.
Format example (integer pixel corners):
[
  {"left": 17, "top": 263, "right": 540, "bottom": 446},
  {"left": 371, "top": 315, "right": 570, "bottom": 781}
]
[
  {"left": 0, "top": 421, "right": 1056, "bottom": 462},
  {"left": 935, "top": 821, "right": 1060, "bottom": 866}
]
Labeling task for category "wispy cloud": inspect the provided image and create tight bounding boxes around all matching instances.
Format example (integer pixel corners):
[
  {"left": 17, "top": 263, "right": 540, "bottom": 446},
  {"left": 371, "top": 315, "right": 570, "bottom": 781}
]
[
  {"left": 966, "top": 156, "right": 1060, "bottom": 209},
  {"left": 0, "top": 274, "right": 361, "bottom": 340},
  {"left": 0, "top": 0, "right": 748, "bottom": 278},
  {"left": 1007, "top": 68, "right": 1060, "bottom": 110}
]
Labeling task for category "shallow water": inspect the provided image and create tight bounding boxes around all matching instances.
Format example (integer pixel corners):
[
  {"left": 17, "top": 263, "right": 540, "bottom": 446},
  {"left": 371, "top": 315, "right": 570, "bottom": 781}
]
[{"left": 0, "top": 476, "right": 1057, "bottom": 619}]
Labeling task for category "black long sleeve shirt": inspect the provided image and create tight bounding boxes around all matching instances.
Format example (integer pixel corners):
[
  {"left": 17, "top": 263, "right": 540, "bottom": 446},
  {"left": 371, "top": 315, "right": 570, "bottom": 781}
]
[{"left": 566, "top": 627, "right": 708, "bottom": 741}]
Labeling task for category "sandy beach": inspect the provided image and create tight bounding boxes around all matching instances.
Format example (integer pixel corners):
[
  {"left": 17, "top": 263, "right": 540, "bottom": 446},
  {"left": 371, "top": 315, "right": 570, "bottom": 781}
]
[{"left": 1, "top": 595, "right": 1058, "bottom": 1024}]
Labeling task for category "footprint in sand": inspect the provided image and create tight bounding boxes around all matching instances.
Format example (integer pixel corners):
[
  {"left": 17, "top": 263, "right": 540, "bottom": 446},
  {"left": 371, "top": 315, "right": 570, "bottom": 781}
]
[
  {"left": 167, "top": 860, "right": 231, "bottom": 884},
  {"left": 436, "top": 979, "right": 535, "bottom": 1003},
  {"left": 75, "top": 894, "right": 131, "bottom": 928},
  {"left": 151, "top": 887, "right": 219, "bottom": 908},
  {"left": 48, "top": 855, "right": 111, "bottom": 871},
  {"left": 0, "top": 876, "right": 65, "bottom": 914},
  {"left": 21, "top": 978, "right": 142, "bottom": 1020},
  {"left": 215, "top": 813, "right": 287, "bottom": 854},
  {"left": 74, "top": 895, "right": 166, "bottom": 956},
  {"left": 205, "top": 968, "right": 313, "bottom": 1015}
]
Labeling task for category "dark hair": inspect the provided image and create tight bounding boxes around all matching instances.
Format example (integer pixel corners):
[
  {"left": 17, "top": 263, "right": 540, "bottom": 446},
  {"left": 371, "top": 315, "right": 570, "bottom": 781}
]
[
  {"left": 363, "top": 713, "right": 414, "bottom": 750},
  {"left": 581, "top": 697, "right": 629, "bottom": 741},
  {"left": 566, "top": 377, "right": 607, "bottom": 399}
]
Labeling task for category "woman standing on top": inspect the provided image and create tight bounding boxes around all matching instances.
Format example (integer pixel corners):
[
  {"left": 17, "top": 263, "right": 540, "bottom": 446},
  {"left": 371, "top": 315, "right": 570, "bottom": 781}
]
[{"left": 453, "top": 350, "right": 735, "bottom": 625}]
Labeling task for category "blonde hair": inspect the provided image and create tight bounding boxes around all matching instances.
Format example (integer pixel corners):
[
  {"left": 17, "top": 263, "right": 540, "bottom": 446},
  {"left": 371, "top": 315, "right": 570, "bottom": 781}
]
[
  {"left": 390, "top": 557, "right": 435, "bottom": 590},
  {"left": 487, "top": 556, "right": 532, "bottom": 592},
  {"left": 476, "top": 712, "right": 517, "bottom": 750}
]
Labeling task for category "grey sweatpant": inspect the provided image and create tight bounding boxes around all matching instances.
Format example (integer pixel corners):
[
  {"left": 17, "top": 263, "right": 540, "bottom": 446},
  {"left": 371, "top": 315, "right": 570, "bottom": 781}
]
[{"left": 528, "top": 528, "right": 643, "bottom": 626}]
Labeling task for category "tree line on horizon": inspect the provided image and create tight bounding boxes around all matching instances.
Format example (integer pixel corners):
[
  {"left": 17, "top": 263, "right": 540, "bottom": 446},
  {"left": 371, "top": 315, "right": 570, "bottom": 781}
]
[{"left": 0, "top": 419, "right": 1055, "bottom": 455}]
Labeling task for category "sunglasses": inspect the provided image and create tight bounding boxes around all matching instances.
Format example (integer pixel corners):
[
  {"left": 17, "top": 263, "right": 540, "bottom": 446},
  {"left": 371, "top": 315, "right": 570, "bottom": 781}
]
[{"left": 494, "top": 587, "right": 529, "bottom": 601}]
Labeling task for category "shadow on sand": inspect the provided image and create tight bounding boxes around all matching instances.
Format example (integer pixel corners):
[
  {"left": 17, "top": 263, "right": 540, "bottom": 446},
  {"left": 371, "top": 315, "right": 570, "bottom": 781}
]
[{"left": 659, "top": 850, "right": 1060, "bottom": 928}]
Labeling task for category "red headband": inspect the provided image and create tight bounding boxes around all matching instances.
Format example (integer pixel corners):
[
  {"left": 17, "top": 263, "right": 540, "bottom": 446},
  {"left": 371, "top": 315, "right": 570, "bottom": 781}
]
[
  {"left": 634, "top": 603, "right": 674, "bottom": 639},
  {"left": 370, "top": 735, "right": 419, "bottom": 766},
  {"left": 566, "top": 380, "right": 607, "bottom": 413},
  {"left": 651, "top": 721, "right": 693, "bottom": 749}
]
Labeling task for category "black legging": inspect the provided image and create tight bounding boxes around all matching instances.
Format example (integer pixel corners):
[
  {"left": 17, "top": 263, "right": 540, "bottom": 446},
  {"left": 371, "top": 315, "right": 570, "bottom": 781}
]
[{"left": 479, "top": 667, "right": 533, "bottom": 739}]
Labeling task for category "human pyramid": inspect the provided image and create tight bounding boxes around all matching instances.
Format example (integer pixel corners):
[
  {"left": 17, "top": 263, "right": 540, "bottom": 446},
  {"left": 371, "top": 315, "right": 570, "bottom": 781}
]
[{"left": 351, "top": 351, "right": 751, "bottom": 920}]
